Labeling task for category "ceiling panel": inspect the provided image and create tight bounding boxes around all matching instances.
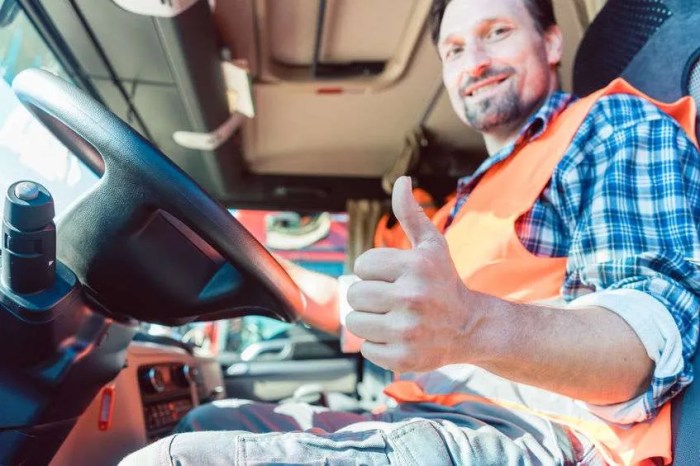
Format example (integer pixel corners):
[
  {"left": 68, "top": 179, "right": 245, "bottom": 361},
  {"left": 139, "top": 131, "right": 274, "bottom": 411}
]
[
  {"left": 219, "top": 0, "right": 589, "bottom": 177},
  {"left": 267, "top": 0, "right": 417, "bottom": 65}
]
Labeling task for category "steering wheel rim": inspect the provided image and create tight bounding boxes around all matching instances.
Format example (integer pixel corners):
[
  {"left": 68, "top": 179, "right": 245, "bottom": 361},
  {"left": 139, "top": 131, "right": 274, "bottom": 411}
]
[{"left": 11, "top": 69, "right": 303, "bottom": 324}]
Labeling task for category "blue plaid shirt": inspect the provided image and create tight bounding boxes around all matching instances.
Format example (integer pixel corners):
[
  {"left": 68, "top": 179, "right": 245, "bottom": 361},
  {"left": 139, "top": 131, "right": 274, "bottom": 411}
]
[{"left": 448, "top": 91, "right": 700, "bottom": 420}]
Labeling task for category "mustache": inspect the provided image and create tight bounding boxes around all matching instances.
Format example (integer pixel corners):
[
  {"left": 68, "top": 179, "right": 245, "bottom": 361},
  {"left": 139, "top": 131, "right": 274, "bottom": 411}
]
[{"left": 459, "top": 66, "right": 516, "bottom": 95}]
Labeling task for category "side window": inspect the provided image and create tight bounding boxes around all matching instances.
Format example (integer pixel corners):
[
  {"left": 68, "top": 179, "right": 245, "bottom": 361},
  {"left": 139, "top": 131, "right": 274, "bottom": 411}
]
[{"left": 221, "top": 315, "right": 295, "bottom": 360}]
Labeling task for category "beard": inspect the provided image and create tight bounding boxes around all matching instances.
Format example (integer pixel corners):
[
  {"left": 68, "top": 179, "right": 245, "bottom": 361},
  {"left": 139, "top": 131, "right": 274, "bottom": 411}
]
[
  {"left": 464, "top": 87, "right": 524, "bottom": 132},
  {"left": 460, "top": 67, "right": 527, "bottom": 133}
]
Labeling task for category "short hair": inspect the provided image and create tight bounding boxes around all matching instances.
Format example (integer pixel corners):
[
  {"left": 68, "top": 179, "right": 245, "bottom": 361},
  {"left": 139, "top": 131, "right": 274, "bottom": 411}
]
[{"left": 428, "top": 0, "right": 557, "bottom": 45}]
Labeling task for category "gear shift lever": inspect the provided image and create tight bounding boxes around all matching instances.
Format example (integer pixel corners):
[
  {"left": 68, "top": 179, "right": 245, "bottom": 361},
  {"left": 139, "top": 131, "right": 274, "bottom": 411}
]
[{"left": 1, "top": 180, "right": 56, "bottom": 294}]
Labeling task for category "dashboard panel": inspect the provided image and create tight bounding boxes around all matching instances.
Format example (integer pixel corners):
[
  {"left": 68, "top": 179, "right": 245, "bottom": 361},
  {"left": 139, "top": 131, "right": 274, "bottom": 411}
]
[
  {"left": 50, "top": 341, "right": 224, "bottom": 466},
  {"left": 139, "top": 362, "right": 195, "bottom": 439}
]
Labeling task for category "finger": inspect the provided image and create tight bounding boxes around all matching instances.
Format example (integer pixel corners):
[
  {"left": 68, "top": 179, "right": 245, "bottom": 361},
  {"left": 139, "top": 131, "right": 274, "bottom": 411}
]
[
  {"left": 353, "top": 248, "right": 414, "bottom": 281},
  {"left": 392, "top": 176, "right": 442, "bottom": 249},
  {"left": 347, "top": 280, "right": 395, "bottom": 313},
  {"left": 360, "top": 340, "right": 403, "bottom": 371},
  {"left": 345, "top": 311, "right": 391, "bottom": 343}
]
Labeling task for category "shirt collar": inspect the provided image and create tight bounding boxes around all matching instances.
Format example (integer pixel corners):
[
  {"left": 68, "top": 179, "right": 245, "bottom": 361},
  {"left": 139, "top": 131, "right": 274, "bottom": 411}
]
[{"left": 456, "top": 91, "right": 575, "bottom": 193}]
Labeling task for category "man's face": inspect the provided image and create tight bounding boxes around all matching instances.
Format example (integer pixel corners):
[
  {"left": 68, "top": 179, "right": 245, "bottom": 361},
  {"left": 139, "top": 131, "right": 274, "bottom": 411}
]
[{"left": 439, "top": 0, "right": 561, "bottom": 135}]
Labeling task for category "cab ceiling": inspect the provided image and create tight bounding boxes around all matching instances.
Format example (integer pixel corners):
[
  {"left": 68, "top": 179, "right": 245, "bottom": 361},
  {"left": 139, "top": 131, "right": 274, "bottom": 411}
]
[
  {"left": 32, "top": 0, "right": 603, "bottom": 210},
  {"left": 212, "top": 0, "right": 593, "bottom": 178}
]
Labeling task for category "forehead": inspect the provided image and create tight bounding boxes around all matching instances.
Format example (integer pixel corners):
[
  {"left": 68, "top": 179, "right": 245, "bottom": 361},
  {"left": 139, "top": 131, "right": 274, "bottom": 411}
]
[{"left": 440, "top": 0, "right": 532, "bottom": 40}]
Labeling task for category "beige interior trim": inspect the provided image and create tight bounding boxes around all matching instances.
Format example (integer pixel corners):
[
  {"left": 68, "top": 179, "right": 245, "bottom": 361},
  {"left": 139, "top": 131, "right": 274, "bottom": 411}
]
[
  {"left": 581, "top": 0, "right": 607, "bottom": 23},
  {"left": 253, "top": 0, "right": 433, "bottom": 92},
  {"left": 220, "top": 0, "right": 592, "bottom": 178},
  {"left": 267, "top": 0, "right": 416, "bottom": 65},
  {"left": 51, "top": 343, "right": 205, "bottom": 466}
]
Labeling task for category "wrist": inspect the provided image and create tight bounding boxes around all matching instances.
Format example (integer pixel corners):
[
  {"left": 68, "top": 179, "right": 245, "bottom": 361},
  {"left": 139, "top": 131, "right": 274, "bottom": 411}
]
[{"left": 458, "top": 291, "right": 512, "bottom": 367}]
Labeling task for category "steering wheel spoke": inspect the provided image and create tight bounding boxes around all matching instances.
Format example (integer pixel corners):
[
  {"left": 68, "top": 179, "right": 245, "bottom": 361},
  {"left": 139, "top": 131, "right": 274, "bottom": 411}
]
[{"left": 12, "top": 69, "right": 303, "bottom": 324}]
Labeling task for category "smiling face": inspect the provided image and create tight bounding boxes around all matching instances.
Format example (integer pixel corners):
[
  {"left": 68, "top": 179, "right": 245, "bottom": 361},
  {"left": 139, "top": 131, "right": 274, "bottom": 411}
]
[{"left": 439, "top": 0, "right": 562, "bottom": 148}]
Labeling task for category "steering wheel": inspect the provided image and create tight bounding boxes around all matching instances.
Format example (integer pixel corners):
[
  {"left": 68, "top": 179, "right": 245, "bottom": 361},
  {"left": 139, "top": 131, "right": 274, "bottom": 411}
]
[{"left": 11, "top": 69, "right": 303, "bottom": 325}]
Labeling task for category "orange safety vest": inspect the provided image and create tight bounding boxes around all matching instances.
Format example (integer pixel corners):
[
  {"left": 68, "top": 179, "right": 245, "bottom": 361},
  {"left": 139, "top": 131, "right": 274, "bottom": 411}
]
[{"left": 382, "top": 78, "right": 698, "bottom": 466}]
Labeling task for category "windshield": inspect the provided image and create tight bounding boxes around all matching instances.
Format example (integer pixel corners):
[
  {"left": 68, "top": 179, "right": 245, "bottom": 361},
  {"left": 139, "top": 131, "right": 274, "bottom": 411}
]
[
  {"left": 0, "top": 1, "right": 98, "bottom": 218},
  {"left": 145, "top": 209, "right": 349, "bottom": 355},
  {"left": 0, "top": 3, "right": 348, "bottom": 358}
]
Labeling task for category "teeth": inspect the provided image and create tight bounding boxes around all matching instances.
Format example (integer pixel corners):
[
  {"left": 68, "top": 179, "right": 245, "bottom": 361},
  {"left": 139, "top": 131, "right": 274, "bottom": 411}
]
[{"left": 470, "top": 80, "right": 501, "bottom": 96}]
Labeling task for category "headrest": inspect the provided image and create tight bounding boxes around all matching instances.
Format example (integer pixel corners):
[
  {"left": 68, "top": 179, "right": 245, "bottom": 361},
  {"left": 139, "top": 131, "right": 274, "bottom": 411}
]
[{"left": 573, "top": 0, "right": 700, "bottom": 111}]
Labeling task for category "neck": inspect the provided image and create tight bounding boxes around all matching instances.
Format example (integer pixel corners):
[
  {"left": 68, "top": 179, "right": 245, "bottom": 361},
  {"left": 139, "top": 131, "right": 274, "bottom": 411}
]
[
  {"left": 483, "top": 76, "right": 560, "bottom": 156},
  {"left": 482, "top": 127, "right": 521, "bottom": 155}
]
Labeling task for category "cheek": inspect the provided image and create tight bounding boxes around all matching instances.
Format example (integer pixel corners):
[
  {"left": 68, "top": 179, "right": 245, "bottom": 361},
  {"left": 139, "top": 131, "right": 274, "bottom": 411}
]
[
  {"left": 447, "top": 94, "right": 468, "bottom": 124},
  {"left": 515, "top": 43, "right": 551, "bottom": 84},
  {"left": 443, "top": 68, "right": 468, "bottom": 122},
  {"left": 520, "top": 56, "right": 550, "bottom": 97},
  {"left": 442, "top": 64, "right": 460, "bottom": 94}
]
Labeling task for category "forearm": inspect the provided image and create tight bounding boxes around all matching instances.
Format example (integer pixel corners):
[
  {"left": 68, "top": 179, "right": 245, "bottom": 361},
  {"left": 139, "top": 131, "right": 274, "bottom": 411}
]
[
  {"left": 466, "top": 293, "right": 655, "bottom": 405},
  {"left": 276, "top": 256, "right": 341, "bottom": 335}
]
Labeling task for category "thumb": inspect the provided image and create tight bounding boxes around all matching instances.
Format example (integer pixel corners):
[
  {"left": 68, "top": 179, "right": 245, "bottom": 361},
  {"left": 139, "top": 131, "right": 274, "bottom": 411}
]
[{"left": 392, "top": 176, "right": 442, "bottom": 248}]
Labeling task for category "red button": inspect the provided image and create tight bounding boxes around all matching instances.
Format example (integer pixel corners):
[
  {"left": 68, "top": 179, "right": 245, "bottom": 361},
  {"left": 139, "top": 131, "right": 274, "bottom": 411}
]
[{"left": 98, "top": 384, "right": 116, "bottom": 431}]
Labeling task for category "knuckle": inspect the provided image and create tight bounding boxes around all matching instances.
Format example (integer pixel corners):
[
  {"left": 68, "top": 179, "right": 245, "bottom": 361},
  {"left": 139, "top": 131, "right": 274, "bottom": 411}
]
[
  {"left": 406, "top": 252, "right": 427, "bottom": 270},
  {"left": 400, "top": 289, "right": 428, "bottom": 309},
  {"left": 413, "top": 251, "right": 429, "bottom": 266},
  {"left": 408, "top": 253, "right": 437, "bottom": 276},
  {"left": 429, "top": 234, "right": 449, "bottom": 250},
  {"left": 396, "top": 318, "right": 419, "bottom": 342}
]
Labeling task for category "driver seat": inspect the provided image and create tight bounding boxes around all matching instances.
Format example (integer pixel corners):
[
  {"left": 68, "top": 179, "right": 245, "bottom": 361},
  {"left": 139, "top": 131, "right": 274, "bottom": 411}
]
[{"left": 573, "top": 0, "right": 700, "bottom": 464}]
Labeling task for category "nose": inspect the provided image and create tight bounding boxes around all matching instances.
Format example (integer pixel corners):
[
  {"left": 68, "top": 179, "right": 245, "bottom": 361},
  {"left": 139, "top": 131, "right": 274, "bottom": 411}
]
[{"left": 455, "top": 43, "right": 492, "bottom": 87}]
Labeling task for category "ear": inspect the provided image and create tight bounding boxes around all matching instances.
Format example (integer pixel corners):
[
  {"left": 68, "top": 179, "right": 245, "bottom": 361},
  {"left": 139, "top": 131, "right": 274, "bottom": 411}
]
[{"left": 544, "top": 25, "right": 564, "bottom": 66}]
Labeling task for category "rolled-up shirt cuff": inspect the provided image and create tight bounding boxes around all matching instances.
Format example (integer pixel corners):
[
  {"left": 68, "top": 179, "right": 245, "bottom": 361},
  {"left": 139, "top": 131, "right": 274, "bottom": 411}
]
[{"left": 567, "top": 287, "right": 684, "bottom": 424}]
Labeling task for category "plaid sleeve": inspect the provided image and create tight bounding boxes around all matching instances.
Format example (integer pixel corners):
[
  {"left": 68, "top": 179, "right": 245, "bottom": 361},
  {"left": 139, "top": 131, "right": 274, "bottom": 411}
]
[{"left": 557, "top": 96, "right": 700, "bottom": 420}]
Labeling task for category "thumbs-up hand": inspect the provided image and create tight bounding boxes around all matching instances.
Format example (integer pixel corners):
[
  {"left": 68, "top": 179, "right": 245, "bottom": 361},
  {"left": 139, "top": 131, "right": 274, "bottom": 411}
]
[{"left": 346, "top": 177, "right": 477, "bottom": 372}]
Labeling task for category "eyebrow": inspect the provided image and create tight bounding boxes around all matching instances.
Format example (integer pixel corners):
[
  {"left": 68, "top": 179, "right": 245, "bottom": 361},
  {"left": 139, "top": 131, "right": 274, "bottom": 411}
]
[
  {"left": 440, "top": 17, "right": 515, "bottom": 45},
  {"left": 441, "top": 34, "right": 465, "bottom": 47}
]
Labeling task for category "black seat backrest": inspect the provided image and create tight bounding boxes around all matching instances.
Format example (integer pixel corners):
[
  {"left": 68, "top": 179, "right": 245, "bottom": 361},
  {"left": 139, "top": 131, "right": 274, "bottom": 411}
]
[
  {"left": 672, "top": 361, "right": 700, "bottom": 466},
  {"left": 573, "top": 1, "right": 700, "bottom": 464},
  {"left": 573, "top": 0, "right": 700, "bottom": 141}
]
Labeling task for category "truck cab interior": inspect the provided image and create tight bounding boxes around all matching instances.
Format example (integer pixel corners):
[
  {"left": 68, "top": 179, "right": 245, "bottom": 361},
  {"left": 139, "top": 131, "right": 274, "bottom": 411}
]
[{"left": 0, "top": 0, "right": 699, "bottom": 464}]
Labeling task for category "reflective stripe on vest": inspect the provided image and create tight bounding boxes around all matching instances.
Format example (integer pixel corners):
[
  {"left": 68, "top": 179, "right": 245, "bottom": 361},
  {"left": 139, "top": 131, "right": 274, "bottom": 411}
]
[{"left": 383, "top": 78, "right": 698, "bottom": 466}]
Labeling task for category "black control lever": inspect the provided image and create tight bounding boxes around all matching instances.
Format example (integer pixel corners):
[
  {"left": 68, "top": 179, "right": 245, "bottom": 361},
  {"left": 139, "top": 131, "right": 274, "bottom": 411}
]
[
  {"left": 1, "top": 180, "right": 56, "bottom": 294},
  {"left": 0, "top": 181, "right": 137, "bottom": 465}
]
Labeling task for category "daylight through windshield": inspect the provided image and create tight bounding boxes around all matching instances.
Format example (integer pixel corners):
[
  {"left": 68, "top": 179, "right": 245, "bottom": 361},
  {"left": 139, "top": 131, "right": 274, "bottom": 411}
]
[{"left": 0, "top": 2, "right": 98, "bottom": 218}]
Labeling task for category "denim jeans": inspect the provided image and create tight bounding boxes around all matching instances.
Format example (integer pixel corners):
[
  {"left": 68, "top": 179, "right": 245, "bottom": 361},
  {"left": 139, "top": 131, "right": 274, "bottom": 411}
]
[{"left": 120, "top": 397, "right": 605, "bottom": 465}]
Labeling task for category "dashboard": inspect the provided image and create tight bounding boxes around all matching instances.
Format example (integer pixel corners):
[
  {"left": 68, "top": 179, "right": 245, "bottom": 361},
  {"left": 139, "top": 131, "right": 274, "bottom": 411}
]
[
  {"left": 50, "top": 341, "right": 225, "bottom": 466},
  {"left": 139, "top": 362, "right": 196, "bottom": 439}
]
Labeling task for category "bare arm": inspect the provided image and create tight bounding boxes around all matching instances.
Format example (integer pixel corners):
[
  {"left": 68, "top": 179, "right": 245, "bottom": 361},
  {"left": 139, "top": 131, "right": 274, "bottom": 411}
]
[
  {"left": 276, "top": 255, "right": 341, "bottom": 335},
  {"left": 466, "top": 294, "right": 653, "bottom": 404}
]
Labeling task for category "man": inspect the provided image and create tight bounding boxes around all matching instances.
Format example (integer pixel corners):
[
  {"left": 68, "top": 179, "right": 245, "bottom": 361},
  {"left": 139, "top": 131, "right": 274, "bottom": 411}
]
[{"left": 122, "top": 0, "right": 700, "bottom": 464}]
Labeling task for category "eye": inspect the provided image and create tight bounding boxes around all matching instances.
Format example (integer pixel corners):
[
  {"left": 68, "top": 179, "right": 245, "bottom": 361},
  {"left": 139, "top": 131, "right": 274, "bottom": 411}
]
[
  {"left": 486, "top": 25, "right": 512, "bottom": 42},
  {"left": 444, "top": 45, "right": 464, "bottom": 61}
]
